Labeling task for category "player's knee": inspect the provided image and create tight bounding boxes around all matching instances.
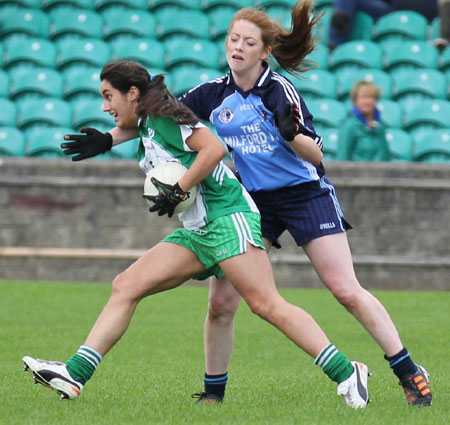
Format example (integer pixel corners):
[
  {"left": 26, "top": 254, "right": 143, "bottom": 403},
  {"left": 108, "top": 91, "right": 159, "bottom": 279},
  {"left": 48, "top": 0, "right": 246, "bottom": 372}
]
[
  {"left": 208, "top": 292, "right": 239, "bottom": 321},
  {"left": 245, "top": 294, "right": 278, "bottom": 322},
  {"left": 331, "top": 284, "right": 363, "bottom": 310},
  {"left": 111, "top": 272, "right": 141, "bottom": 303},
  {"left": 111, "top": 272, "right": 127, "bottom": 297}
]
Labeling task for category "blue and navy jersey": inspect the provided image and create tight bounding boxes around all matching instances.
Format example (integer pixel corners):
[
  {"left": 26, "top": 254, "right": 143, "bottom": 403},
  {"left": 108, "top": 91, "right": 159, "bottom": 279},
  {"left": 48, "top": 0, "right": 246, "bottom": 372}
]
[{"left": 180, "top": 65, "right": 325, "bottom": 192}]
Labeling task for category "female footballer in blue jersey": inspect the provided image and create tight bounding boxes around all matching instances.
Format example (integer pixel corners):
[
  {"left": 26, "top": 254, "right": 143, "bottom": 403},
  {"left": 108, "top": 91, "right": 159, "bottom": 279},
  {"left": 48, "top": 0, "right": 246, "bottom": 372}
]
[
  {"left": 179, "top": 1, "right": 431, "bottom": 407},
  {"left": 23, "top": 60, "right": 370, "bottom": 408}
]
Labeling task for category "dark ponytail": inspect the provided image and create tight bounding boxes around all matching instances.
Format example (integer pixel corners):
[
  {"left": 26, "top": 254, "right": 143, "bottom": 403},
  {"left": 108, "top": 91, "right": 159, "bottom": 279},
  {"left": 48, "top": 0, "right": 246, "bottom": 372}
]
[{"left": 100, "top": 61, "right": 199, "bottom": 125}]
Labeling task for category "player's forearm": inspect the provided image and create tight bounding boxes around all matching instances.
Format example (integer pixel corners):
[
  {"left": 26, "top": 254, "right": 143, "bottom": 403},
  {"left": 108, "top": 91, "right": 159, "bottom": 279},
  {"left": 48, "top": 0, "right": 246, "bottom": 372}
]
[
  {"left": 179, "top": 129, "right": 227, "bottom": 191},
  {"left": 109, "top": 127, "right": 139, "bottom": 146},
  {"left": 289, "top": 134, "right": 323, "bottom": 165}
]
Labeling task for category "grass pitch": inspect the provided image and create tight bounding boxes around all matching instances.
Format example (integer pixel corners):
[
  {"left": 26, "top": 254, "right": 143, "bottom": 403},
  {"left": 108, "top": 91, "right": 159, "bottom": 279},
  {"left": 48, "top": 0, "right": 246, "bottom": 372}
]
[{"left": 0, "top": 280, "right": 448, "bottom": 425}]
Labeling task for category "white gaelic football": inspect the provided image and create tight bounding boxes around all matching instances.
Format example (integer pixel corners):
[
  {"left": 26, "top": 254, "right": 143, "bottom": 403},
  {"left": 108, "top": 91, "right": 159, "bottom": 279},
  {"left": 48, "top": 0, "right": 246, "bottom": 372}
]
[{"left": 143, "top": 161, "right": 197, "bottom": 214}]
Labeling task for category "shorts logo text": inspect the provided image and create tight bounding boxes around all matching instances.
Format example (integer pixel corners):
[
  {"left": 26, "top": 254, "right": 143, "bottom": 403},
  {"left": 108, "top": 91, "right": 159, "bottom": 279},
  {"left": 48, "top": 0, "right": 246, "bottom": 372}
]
[
  {"left": 216, "top": 248, "right": 228, "bottom": 257},
  {"left": 320, "top": 222, "right": 336, "bottom": 230}
]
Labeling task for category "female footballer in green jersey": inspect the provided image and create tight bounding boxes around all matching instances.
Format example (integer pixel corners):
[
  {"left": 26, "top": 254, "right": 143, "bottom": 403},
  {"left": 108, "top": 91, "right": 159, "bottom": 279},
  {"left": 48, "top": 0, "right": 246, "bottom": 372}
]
[{"left": 23, "top": 60, "right": 370, "bottom": 408}]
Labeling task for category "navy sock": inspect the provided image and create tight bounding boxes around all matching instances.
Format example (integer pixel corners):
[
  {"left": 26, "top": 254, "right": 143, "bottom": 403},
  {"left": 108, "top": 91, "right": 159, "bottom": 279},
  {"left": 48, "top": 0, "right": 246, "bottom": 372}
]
[
  {"left": 384, "top": 347, "right": 417, "bottom": 379},
  {"left": 204, "top": 372, "right": 228, "bottom": 398}
]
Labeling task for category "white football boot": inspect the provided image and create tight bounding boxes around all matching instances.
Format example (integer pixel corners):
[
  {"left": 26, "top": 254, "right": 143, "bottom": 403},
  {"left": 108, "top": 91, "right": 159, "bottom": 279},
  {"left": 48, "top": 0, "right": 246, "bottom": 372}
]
[
  {"left": 337, "top": 361, "right": 370, "bottom": 408},
  {"left": 23, "top": 356, "right": 83, "bottom": 400}
]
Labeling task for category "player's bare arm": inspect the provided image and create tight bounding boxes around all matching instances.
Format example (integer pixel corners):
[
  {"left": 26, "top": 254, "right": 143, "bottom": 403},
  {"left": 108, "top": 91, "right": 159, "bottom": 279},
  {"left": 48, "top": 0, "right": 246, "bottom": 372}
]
[{"left": 179, "top": 127, "right": 227, "bottom": 191}]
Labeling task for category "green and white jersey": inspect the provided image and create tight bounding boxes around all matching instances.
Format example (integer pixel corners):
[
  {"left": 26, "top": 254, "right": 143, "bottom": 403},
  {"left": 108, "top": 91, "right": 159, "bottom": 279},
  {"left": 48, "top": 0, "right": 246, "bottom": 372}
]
[{"left": 137, "top": 116, "right": 259, "bottom": 230}]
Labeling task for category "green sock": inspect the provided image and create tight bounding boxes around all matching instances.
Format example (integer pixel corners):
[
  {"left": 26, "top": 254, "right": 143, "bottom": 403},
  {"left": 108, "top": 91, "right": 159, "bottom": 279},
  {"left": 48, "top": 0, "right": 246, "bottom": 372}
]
[
  {"left": 66, "top": 345, "right": 103, "bottom": 384},
  {"left": 314, "top": 344, "right": 354, "bottom": 384}
]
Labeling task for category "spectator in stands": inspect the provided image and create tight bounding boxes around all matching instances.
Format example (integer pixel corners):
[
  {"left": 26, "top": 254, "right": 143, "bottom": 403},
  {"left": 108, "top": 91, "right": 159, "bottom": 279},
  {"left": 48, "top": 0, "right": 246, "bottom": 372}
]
[
  {"left": 433, "top": 0, "right": 450, "bottom": 50},
  {"left": 336, "top": 80, "right": 390, "bottom": 161},
  {"left": 329, "top": 0, "right": 438, "bottom": 49},
  {"left": 22, "top": 60, "right": 370, "bottom": 409}
]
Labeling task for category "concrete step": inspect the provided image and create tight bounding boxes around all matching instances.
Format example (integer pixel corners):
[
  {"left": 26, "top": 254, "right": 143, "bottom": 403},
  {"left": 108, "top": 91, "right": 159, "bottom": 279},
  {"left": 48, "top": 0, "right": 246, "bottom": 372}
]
[{"left": 1, "top": 247, "right": 448, "bottom": 290}]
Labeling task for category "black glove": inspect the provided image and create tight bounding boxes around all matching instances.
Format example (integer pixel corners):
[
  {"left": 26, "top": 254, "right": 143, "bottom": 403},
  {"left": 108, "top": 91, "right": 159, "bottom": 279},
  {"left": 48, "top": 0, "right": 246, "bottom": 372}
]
[
  {"left": 143, "top": 177, "right": 190, "bottom": 218},
  {"left": 61, "top": 127, "right": 113, "bottom": 161},
  {"left": 275, "top": 103, "right": 302, "bottom": 142}
]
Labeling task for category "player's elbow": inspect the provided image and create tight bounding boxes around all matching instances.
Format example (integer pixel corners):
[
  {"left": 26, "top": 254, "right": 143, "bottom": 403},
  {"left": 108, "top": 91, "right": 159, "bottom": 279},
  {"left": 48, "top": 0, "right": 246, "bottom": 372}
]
[
  {"left": 311, "top": 150, "right": 323, "bottom": 165},
  {"left": 210, "top": 141, "right": 227, "bottom": 162},
  {"left": 217, "top": 142, "right": 227, "bottom": 159}
]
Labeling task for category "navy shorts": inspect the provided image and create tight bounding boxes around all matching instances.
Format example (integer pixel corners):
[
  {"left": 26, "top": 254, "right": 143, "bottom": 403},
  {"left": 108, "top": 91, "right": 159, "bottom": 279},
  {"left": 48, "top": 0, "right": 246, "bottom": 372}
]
[{"left": 249, "top": 177, "right": 352, "bottom": 248}]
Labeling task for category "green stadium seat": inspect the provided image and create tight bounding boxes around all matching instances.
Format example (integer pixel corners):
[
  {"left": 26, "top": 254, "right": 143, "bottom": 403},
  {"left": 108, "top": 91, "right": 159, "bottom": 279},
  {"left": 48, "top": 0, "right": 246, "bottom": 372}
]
[
  {"left": 9, "top": 67, "right": 63, "bottom": 100},
  {"left": 392, "top": 69, "right": 447, "bottom": 113},
  {"left": 72, "top": 99, "right": 115, "bottom": 129},
  {"left": 430, "top": 16, "right": 440, "bottom": 42},
  {"left": 209, "top": 7, "right": 235, "bottom": 40},
  {"left": 0, "top": 99, "right": 16, "bottom": 127},
  {"left": 102, "top": 8, "right": 157, "bottom": 40},
  {"left": 164, "top": 38, "right": 219, "bottom": 70},
  {"left": 313, "top": 0, "right": 334, "bottom": 10},
  {"left": 111, "top": 38, "right": 165, "bottom": 69},
  {"left": 16, "top": 98, "right": 72, "bottom": 130},
  {"left": 201, "top": 0, "right": 253, "bottom": 12},
  {"left": 109, "top": 139, "right": 139, "bottom": 159},
  {"left": 1, "top": 0, "right": 41, "bottom": 7},
  {"left": 385, "top": 128, "right": 413, "bottom": 161},
  {"left": 170, "top": 66, "right": 222, "bottom": 96},
  {"left": 263, "top": 5, "right": 291, "bottom": 28},
  {"left": 285, "top": 69, "right": 337, "bottom": 100},
  {"left": 49, "top": 8, "right": 104, "bottom": 41},
  {"left": 56, "top": 38, "right": 111, "bottom": 70},
  {"left": 330, "top": 41, "right": 382, "bottom": 74},
  {"left": 319, "top": 128, "right": 339, "bottom": 161},
  {"left": 443, "top": 69, "right": 450, "bottom": 89},
  {"left": 95, "top": 0, "right": 148, "bottom": 11},
  {"left": 404, "top": 100, "right": 450, "bottom": 140},
  {"left": 0, "top": 70, "right": 10, "bottom": 98},
  {"left": 215, "top": 38, "right": 227, "bottom": 71},
  {"left": 438, "top": 46, "right": 450, "bottom": 73},
  {"left": 383, "top": 41, "right": 439, "bottom": 74},
  {"left": 337, "top": 69, "right": 392, "bottom": 101},
  {"left": 414, "top": 129, "right": 450, "bottom": 162},
  {"left": 156, "top": 9, "right": 210, "bottom": 40},
  {"left": 350, "top": 12, "right": 374, "bottom": 41},
  {"left": 376, "top": 99, "right": 403, "bottom": 129},
  {"left": 373, "top": 11, "right": 427, "bottom": 47},
  {"left": 258, "top": 0, "right": 296, "bottom": 7},
  {"left": 149, "top": 0, "right": 202, "bottom": 11},
  {"left": 307, "top": 98, "right": 347, "bottom": 130},
  {"left": 25, "top": 126, "right": 74, "bottom": 158},
  {"left": 42, "top": 0, "right": 94, "bottom": 11},
  {"left": 0, "top": 127, "right": 26, "bottom": 157},
  {"left": 0, "top": 8, "right": 49, "bottom": 39},
  {"left": 305, "top": 43, "right": 329, "bottom": 70},
  {"left": 62, "top": 67, "right": 101, "bottom": 101},
  {"left": 3, "top": 38, "right": 57, "bottom": 70}
]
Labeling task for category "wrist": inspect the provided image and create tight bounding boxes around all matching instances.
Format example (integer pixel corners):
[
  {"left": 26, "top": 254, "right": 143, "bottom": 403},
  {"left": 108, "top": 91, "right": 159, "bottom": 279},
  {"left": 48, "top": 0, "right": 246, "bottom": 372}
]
[
  {"left": 104, "top": 132, "right": 113, "bottom": 151},
  {"left": 284, "top": 133, "right": 296, "bottom": 143},
  {"left": 174, "top": 182, "right": 189, "bottom": 194}
]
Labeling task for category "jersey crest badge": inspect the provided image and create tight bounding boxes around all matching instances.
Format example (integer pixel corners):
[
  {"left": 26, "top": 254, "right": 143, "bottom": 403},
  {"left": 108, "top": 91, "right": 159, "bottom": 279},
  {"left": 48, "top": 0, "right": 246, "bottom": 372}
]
[{"left": 218, "top": 107, "right": 234, "bottom": 124}]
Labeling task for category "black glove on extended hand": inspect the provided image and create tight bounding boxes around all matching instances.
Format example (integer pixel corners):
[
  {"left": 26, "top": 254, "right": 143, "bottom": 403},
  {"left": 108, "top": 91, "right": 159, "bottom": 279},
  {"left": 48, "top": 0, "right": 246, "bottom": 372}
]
[
  {"left": 143, "top": 177, "right": 190, "bottom": 218},
  {"left": 275, "top": 102, "right": 302, "bottom": 142},
  {"left": 61, "top": 127, "right": 113, "bottom": 161}
]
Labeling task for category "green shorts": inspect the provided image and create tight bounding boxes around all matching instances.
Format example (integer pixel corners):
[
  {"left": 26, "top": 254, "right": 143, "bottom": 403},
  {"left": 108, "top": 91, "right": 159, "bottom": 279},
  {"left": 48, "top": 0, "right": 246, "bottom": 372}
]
[{"left": 163, "top": 211, "right": 265, "bottom": 280}]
